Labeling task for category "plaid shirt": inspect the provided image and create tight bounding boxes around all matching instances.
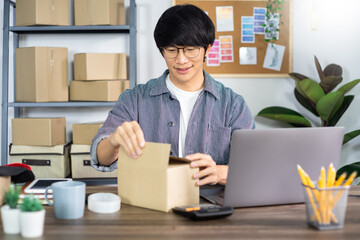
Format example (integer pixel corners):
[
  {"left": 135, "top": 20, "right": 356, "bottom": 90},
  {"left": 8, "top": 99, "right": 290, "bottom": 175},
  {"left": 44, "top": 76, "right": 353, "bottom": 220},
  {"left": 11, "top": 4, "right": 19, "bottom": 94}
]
[{"left": 90, "top": 70, "right": 255, "bottom": 172}]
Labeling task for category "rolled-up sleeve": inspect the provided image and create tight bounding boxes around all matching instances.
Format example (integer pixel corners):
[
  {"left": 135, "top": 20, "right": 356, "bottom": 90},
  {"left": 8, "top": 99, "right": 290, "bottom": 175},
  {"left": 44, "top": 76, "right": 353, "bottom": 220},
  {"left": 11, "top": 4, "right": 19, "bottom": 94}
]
[{"left": 90, "top": 89, "right": 138, "bottom": 172}]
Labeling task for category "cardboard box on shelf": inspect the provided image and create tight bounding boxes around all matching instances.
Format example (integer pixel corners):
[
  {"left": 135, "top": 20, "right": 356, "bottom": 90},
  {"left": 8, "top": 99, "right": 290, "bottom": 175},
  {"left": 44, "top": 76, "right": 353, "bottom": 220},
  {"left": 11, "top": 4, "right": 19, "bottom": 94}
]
[
  {"left": 16, "top": 0, "right": 69, "bottom": 26},
  {"left": 117, "top": 142, "right": 199, "bottom": 212},
  {"left": 74, "top": 0, "right": 125, "bottom": 26},
  {"left": 9, "top": 144, "right": 70, "bottom": 178},
  {"left": 74, "top": 53, "right": 127, "bottom": 80},
  {"left": 73, "top": 122, "right": 103, "bottom": 145},
  {"left": 70, "top": 144, "right": 117, "bottom": 179},
  {"left": 16, "top": 47, "right": 69, "bottom": 102},
  {"left": 70, "top": 80, "right": 129, "bottom": 102},
  {"left": 12, "top": 118, "right": 66, "bottom": 147}
]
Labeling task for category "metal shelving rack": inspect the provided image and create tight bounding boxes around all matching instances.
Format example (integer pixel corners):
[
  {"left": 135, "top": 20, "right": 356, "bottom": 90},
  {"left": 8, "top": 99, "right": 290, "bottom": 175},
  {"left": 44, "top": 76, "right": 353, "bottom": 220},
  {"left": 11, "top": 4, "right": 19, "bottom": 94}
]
[{"left": 1, "top": 0, "right": 137, "bottom": 165}]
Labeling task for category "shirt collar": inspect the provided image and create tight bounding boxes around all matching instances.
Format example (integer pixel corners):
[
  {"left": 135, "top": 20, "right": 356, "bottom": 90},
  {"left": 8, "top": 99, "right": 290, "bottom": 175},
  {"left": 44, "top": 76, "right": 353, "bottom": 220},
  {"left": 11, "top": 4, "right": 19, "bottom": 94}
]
[{"left": 149, "top": 69, "right": 220, "bottom": 100}]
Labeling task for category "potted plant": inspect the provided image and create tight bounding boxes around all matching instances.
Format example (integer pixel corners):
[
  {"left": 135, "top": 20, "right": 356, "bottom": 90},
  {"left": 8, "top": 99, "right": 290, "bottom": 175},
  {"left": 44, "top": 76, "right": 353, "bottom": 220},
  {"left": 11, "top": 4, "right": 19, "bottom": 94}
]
[
  {"left": 257, "top": 56, "right": 360, "bottom": 178},
  {"left": 1, "top": 184, "right": 21, "bottom": 234},
  {"left": 19, "top": 195, "right": 45, "bottom": 238}
]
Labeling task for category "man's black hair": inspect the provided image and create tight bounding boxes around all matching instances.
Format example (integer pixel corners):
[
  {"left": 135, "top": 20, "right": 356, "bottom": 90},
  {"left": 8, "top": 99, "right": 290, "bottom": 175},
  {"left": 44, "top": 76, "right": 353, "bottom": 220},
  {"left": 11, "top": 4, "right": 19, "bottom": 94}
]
[{"left": 154, "top": 4, "right": 215, "bottom": 53}]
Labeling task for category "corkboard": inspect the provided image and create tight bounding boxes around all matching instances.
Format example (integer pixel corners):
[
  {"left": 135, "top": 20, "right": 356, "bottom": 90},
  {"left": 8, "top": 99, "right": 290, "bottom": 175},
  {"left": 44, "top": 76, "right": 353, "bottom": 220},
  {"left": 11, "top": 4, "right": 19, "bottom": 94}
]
[{"left": 172, "top": 0, "right": 293, "bottom": 78}]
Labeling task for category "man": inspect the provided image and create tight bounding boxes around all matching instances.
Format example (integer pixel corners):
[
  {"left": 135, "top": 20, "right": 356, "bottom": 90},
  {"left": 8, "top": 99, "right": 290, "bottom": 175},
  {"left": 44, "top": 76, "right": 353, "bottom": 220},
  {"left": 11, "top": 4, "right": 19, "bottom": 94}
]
[{"left": 90, "top": 4, "right": 254, "bottom": 186}]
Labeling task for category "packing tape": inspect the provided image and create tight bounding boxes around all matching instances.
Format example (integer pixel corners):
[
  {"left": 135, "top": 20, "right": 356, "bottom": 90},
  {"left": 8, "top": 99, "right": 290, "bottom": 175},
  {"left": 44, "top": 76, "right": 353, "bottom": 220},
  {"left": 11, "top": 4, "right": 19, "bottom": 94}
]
[{"left": 88, "top": 193, "right": 121, "bottom": 213}]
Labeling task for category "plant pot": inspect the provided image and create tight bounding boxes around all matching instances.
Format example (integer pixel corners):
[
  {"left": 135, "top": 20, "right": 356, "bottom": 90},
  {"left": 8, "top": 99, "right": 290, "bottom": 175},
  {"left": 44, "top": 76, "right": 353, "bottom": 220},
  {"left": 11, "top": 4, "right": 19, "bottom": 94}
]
[
  {"left": 1, "top": 205, "right": 20, "bottom": 234},
  {"left": 20, "top": 209, "right": 46, "bottom": 238}
]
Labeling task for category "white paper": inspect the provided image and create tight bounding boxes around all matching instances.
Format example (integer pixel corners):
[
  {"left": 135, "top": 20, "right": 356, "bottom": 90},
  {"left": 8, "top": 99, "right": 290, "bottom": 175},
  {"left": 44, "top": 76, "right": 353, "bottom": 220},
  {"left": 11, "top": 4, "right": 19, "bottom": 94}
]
[
  {"left": 239, "top": 47, "right": 257, "bottom": 65},
  {"left": 263, "top": 43, "right": 285, "bottom": 71},
  {"left": 216, "top": 6, "right": 234, "bottom": 32}
]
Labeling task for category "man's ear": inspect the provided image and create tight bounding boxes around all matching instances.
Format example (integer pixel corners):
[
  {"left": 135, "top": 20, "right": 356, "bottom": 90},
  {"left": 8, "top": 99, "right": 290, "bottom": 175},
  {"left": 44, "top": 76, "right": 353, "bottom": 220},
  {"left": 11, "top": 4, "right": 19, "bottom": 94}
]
[
  {"left": 203, "top": 44, "right": 212, "bottom": 62},
  {"left": 205, "top": 44, "right": 212, "bottom": 56}
]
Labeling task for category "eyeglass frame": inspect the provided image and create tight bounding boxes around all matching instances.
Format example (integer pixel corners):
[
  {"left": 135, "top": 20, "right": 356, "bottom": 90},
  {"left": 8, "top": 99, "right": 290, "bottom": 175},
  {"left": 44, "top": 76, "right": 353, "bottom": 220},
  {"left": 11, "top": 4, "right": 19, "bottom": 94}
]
[{"left": 161, "top": 46, "right": 203, "bottom": 59}]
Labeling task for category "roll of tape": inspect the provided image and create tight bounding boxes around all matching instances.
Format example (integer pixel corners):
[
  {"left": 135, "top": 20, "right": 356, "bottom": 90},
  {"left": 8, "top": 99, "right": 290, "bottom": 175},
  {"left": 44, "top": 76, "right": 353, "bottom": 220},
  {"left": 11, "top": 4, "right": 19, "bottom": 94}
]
[{"left": 88, "top": 193, "right": 121, "bottom": 213}]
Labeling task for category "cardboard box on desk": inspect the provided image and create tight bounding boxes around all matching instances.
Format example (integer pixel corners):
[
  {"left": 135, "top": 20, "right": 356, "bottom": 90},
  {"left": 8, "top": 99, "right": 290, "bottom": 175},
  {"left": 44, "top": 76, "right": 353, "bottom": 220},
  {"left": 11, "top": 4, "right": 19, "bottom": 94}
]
[
  {"left": 12, "top": 118, "right": 66, "bottom": 146},
  {"left": 16, "top": 0, "right": 69, "bottom": 26},
  {"left": 74, "top": 0, "right": 125, "bottom": 26},
  {"left": 9, "top": 144, "right": 70, "bottom": 178},
  {"left": 70, "top": 80, "right": 129, "bottom": 102},
  {"left": 73, "top": 122, "right": 103, "bottom": 145},
  {"left": 16, "top": 47, "right": 68, "bottom": 102},
  {"left": 74, "top": 53, "right": 127, "bottom": 80},
  {"left": 71, "top": 144, "right": 117, "bottom": 179},
  {"left": 117, "top": 142, "right": 199, "bottom": 212}
]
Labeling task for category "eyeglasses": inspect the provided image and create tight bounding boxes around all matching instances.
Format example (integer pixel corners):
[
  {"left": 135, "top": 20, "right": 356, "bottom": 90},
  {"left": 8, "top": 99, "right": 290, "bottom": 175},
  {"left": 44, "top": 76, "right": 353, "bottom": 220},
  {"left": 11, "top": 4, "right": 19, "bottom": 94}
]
[{"left": 162, "top": 46, "right": 201, "bottom": 59}]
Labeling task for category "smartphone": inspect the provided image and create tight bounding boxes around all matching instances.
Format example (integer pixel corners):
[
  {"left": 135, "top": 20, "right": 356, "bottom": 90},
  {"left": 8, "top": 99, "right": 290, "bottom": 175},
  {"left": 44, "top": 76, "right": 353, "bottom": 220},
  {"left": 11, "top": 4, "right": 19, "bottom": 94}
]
[{"left": 24, "top": 178, "right": 72, "bottom": 194}]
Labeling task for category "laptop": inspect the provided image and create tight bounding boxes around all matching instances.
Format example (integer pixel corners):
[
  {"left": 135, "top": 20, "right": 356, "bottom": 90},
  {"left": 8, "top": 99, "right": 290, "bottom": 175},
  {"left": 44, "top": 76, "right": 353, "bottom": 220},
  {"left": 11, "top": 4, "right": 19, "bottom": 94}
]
[{"left": 200, "top": 127, "right": 345, "bottom": 207}]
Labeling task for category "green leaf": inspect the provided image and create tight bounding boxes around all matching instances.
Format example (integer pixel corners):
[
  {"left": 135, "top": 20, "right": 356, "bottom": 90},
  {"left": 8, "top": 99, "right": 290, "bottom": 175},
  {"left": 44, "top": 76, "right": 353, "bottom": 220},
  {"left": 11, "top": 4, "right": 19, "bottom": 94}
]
[
  {"left": 294, "top": 88, "right": 319, "bottom": 116},
  {"left": 296, "top": 78, "right": 325, "bottom": 105},
  {"left": 338, "top": 79, "right": 360, "bottom": 94},
  {"left": 314, "top": 56, "right": 325, "bottom": 81},
  {"left": 336, "top": 162, "right": 360, "bottom": 179},
  {"left": 257, "top": 107, "right": 312, "bottom": 127},
  {"left": 343, "top": 129, "right": 360, "bottom": 144},
  {"left": 289, "top": 72, "right": 309, "bottom": 82},
  {"left": 316, "top": 91, "right": 344, "bottom": 123},
  {"left": 320, "top": 75, "right": 343, "bottom": 94},
  {"left": 328, "top": 95, "right": 354, "bottom": 126}
]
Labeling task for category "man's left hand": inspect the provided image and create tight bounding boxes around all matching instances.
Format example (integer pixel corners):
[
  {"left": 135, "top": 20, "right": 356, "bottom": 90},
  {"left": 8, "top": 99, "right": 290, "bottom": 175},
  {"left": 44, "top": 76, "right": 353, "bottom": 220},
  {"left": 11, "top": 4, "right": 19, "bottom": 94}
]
[{"left": 185, "top": 153, "right": 228, "bottom": 186}]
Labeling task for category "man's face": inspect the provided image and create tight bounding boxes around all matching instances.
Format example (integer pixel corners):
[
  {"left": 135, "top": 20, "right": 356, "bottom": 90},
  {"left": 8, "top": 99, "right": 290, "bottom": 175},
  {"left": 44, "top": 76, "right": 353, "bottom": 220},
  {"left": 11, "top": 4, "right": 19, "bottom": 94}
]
[{"left": 163, "top": 45, "right": 210, "bottom": 91}]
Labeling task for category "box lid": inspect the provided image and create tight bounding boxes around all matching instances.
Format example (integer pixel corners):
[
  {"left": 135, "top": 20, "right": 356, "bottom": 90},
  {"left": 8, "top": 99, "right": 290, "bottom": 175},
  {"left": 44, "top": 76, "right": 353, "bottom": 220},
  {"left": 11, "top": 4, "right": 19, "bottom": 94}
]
[
  {"left": 9, "top": 143, "right": 69, "bottom": 155},
  {"left": 118, "top": 142, "right": 190, "bottom": 170},
  {"left": 70, "top": 144, "right": 91, "bottom": 154}
]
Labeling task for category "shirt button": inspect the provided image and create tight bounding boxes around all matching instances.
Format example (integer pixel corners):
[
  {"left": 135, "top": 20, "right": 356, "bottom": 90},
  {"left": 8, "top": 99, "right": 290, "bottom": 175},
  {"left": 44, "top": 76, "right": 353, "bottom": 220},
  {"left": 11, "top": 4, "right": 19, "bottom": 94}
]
[{"left": 168, "top": 121, "right": 175, "bottom": 127}]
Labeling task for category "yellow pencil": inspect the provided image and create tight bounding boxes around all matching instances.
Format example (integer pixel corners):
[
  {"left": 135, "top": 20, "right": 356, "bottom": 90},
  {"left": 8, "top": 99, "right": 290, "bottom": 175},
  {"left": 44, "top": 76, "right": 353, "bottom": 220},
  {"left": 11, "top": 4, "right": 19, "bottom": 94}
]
[
  {"left": 343, "top": 171, "right": 358, "bottom": 186},
  {"left": 334, "top": 172, "right": 347, "bottom": 187}
]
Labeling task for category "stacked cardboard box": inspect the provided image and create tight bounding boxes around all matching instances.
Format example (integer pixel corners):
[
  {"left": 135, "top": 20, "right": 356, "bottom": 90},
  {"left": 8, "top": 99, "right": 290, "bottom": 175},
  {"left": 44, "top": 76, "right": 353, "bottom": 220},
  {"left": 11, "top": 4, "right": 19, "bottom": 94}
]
[
  {"left": 70, "top": 53, "right": 129, "bottom": 101},
  {"left": 74, "top": 0, "right": 125, "bottom": 26},
  {"left": 10, "top": 118, "right": 70, "bottom": 178},
  {"left": 71, "top": 122, "right": 117, "bottom": 178},
  {"left": 16, "top": 0, "right": 69, "bottom": 26},
  {"left": 16, "top": 47, "right": 69, "bottom": 102}
]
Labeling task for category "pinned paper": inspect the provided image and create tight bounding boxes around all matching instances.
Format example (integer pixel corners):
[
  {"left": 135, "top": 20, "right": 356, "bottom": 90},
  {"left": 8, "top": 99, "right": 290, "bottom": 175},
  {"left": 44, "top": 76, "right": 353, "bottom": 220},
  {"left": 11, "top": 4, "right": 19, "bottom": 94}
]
[
  {"left": 239, "top": 47, "right": 257, "bottom": 65},
  {"left": 216, "top": 6, "right": 234, "bottom": 32},
  {"left": 253, "top": 7, "right": 266, "bottom": 34},
  {"left": 219, "top": 36, "right": 234, "bottom": 63},
  {"left": 241, "top": 16, "right": 254, "bottom": 43},
  {"left": 207, "top": 40, "right": 220, "bottom": 66},
  {"left": 263, "top": 43, "right": 285, "bottom": 71}
]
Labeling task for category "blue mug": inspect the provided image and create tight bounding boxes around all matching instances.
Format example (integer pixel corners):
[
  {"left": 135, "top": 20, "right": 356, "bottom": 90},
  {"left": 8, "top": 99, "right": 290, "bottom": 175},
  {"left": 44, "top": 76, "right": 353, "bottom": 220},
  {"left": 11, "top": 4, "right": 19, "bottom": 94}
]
[{"left": 45, "top": 181, "right": 86, "bottom": 219}]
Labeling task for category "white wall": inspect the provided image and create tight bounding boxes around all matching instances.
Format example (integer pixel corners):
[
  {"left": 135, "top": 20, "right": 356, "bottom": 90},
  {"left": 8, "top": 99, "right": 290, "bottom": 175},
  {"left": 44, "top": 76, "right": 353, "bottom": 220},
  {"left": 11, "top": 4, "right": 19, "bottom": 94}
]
[{"left": 1, "top": 0, "right": 360, "bottom": 175}]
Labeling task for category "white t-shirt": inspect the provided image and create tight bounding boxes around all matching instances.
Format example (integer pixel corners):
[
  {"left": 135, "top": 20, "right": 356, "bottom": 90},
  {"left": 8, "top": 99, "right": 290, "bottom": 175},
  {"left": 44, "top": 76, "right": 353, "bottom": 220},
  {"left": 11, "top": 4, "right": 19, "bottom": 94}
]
[{"left": 166, "top": 76, "right": 203, "bottom": 157}]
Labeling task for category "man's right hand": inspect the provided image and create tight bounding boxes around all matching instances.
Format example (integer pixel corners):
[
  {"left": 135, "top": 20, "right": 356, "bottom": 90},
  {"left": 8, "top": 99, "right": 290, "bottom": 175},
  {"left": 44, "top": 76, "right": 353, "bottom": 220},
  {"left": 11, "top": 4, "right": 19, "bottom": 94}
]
[
  {"left": 97, "top": 121, "right": 145, "bottom": 166},
  {"left": 108, "top": 121, "right": 146, "bottom": 159}
]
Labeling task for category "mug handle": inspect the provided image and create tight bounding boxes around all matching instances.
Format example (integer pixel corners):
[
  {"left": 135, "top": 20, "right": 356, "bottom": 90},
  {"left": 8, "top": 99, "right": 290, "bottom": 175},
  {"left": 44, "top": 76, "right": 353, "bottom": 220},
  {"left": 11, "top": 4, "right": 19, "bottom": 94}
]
[{"left": 44, "top": 186, "right": 54, "bottom": 206}]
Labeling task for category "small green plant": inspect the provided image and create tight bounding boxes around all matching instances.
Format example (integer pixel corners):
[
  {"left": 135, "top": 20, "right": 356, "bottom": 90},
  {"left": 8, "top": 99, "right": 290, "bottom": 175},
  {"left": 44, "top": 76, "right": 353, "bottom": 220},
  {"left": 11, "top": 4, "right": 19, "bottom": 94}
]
[
  {"left": 20, "top": 196, "right": 43, "bottom": 212},
  {"left": 261, "top": 0, "right": 285, "bottom": 43},
  {"left": 4, "top": 184, "right": 22, "bottom": 209}
]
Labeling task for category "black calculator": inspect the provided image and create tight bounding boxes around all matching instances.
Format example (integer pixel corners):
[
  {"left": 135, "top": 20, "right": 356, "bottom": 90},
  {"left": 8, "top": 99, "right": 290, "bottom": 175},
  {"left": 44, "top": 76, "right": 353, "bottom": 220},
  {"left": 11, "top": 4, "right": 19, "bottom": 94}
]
[{"left": 172, "top": 204, "right": 233, "bottom": 220}]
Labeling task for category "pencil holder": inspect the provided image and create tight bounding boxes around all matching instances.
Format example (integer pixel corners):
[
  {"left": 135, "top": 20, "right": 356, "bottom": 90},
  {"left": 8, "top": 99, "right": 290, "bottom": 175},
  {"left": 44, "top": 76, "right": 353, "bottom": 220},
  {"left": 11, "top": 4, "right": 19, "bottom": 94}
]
[{"left": 302, "top": 183, "right": 349, "bottom": 230}]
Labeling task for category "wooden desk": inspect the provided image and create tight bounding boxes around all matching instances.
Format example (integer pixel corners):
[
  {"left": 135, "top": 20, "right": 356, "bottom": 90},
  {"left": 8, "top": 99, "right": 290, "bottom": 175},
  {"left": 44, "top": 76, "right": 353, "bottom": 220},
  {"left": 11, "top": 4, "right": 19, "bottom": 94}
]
[{"left": 1, "top": 186, "right": 360, "bottom": 239}]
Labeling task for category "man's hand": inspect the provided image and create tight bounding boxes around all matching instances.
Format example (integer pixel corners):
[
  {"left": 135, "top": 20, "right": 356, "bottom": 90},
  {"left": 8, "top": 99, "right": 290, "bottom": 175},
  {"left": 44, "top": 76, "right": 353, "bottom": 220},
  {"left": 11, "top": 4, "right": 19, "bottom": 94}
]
[
  {"left": 186, "top": 153, "right": 228, "bottom": 186},
  {"left": 108, "top": 121, "right": 145, "bottom": 158}
]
